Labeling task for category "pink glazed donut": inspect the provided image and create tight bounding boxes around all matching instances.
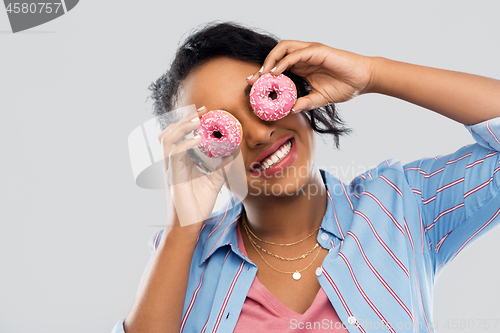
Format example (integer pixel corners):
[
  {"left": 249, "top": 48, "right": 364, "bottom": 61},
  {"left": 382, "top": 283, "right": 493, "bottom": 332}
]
[
  {"left": 250, "top": 73, "right": 297, "bottom": 121},
  {"left": 195, "top": 110, "right": 242, "bottom": 158}
]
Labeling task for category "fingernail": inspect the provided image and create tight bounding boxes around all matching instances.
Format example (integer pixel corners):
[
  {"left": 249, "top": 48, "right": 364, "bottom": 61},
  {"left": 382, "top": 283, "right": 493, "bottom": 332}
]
[
  {"left": 197, "top": 106, "right": 206, "bottom": 111},
  {"left": 193, "top": 134, "right": 201, "bottom": 140},
  {"left": 292, "top": 109, "right": 302, "bottom": 114},
  {"left": 191, "top": 117, "right": 200, "bottom": 123},
  {"left": 246, "top": 74, "right": 253, "bottom": 80},
  {"left": 258, "top": 66, "right": 264, "bottom": 73},
  {"left": 270, "top": 66, "right": 277, "bottom": 73}
]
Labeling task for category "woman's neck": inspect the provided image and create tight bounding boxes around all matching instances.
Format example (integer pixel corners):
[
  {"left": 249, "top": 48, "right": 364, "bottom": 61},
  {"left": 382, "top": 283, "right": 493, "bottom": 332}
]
[{"left": 241, "top": 168, "right": 327, "bottom": 244}]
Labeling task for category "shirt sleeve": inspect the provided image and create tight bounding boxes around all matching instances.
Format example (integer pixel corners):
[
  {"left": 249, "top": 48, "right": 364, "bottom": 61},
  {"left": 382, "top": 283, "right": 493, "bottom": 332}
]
[
  {"left": 110, "top": 229, "right": 165, "bottom": 333},
  {"left": 111, "top": 319, "right": 126, "bottom": 333},
  {"left": 404, "top": 117, "right": 500, "bottom": 276}
]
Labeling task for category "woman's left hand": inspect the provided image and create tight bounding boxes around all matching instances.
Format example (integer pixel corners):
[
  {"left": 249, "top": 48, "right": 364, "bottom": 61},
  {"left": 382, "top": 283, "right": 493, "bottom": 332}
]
[{"left": 247, "top": 40, "right": 374, "bottom": 112}]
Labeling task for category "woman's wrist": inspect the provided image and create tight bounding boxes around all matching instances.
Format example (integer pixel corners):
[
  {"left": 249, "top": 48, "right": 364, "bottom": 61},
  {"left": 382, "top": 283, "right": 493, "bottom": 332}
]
[
  {"left": 359, "top": 56, "right": 386, "bottom": 96},
  {"left": 157, "top": 225, "right": 201, "bottom": 252}
]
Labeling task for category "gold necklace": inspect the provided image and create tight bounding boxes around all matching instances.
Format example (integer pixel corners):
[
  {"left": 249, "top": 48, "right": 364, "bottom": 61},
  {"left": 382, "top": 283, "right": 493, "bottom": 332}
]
[
  {"left": 242, "top": 218, "right": 320, "bottom": 261},
  {"left": 247, "top": 231, "right": 322, "bottom": 281},
  {"left": 242, "top": 213, "right": 320, "bottom": 246},
  {"left": 241, "top": 215, "right": 322, "bottom": 281}
]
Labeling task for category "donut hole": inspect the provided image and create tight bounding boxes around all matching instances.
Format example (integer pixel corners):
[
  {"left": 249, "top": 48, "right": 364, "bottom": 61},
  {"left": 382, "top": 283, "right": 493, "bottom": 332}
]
[
  {"left": 213, "top": 131, "right": 223, "bottom": 139},
  {"left": 268, "top": 90, "right": 278, "bottom": 100}
]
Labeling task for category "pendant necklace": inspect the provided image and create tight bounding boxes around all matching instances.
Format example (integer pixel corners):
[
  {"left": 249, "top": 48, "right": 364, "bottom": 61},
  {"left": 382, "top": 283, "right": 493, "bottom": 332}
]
[{"left": 242, "top": 213, "right": 321, "bottom": 281}]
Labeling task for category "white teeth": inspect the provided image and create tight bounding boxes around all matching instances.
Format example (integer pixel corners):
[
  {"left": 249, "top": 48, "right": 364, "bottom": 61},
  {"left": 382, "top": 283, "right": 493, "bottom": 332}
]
[{"left": 254, "top": 140, "right": 292, "bottom": 171}]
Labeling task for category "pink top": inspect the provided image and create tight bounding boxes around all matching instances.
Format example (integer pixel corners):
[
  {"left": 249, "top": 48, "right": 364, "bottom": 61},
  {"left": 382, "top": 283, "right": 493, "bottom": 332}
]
[{"left": 233, "top": 223, "right": 349, "bottom": 332}]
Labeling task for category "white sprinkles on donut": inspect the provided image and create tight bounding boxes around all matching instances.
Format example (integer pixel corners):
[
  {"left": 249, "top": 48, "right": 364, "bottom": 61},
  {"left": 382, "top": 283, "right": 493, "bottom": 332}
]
[
  {"left": 249, "top": 73, "right": 297, "bottom": 121},
  {"left": 195, "top": 110, "right": 242, "bottom": 158}
]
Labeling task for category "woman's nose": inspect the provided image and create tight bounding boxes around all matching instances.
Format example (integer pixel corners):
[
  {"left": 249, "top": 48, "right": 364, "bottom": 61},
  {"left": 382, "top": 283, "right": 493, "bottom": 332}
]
[{"left": 241, "top": 116, "right": 276, "bottom": 149}]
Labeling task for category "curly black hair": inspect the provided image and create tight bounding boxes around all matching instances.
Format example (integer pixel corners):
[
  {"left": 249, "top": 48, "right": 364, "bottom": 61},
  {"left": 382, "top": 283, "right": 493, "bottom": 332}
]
[{"left": 149, "top": 21, "right": 350, "bottom": 147}]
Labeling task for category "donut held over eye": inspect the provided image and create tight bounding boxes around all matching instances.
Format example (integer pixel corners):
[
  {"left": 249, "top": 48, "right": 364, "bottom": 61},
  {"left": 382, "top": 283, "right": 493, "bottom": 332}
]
[
  {"left": 250, "top": 73, "right": 297, "bottom": 121},
  {"left": 195, "top": 110, "right": 243, "bottom": 158}
]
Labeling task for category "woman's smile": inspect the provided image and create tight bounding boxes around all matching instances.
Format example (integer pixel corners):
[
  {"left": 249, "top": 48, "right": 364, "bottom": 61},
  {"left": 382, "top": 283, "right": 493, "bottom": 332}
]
[{"left": 249, "top": 136, "right": 297, "bottom": 177}]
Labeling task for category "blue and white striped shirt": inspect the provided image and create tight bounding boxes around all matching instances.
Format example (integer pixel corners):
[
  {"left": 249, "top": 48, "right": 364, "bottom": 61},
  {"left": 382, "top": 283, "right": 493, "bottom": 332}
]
[{"left": 113, "top": 117, "right": 500, "bottom": 333}]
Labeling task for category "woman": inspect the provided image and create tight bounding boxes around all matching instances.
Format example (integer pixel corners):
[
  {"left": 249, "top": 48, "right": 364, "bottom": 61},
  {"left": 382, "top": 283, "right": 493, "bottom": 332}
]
[{"left": 113, "top": 22, "right": 500, "bottom": 332}]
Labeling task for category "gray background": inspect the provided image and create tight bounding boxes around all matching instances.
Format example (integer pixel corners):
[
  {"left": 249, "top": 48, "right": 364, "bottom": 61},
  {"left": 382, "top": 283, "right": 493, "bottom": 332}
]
[{"left": 1, "top": 1, "right": 499, "bottom": 332}]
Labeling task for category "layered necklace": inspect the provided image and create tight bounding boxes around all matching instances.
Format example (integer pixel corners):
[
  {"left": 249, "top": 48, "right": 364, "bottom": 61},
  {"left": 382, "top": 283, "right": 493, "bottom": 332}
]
[{"left": 241, "top": 213, "right": 321, "bottom": 281}]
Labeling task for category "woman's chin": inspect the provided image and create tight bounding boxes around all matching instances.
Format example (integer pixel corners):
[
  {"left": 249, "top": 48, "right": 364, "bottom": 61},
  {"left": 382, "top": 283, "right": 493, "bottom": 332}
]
[{"left": 245, "top": 176, "right": 313, "bottom": 200}]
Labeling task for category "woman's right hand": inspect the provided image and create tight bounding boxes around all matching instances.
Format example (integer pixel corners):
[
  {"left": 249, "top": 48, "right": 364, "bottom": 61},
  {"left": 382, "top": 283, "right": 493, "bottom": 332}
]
[{"left": 157, "top": 107, "right": 228, "bottom": 234}]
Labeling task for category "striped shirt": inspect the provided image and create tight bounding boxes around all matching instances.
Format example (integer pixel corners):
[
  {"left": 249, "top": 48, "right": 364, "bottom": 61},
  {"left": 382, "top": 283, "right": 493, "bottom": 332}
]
[{"left": 112, "top": 117, "right": 500, "bottom": 333}]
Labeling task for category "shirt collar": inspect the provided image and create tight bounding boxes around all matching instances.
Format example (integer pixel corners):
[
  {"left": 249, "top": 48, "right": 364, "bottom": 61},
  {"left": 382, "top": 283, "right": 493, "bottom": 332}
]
[
  {"left": 319, "top": 169, "right": 353, "bottom": 242},
  {"left": 199, "top": 197, "right": 245, "bottom": 266},
  {"left": 198, "top": 169, "right": 353, "bottom": 266}
]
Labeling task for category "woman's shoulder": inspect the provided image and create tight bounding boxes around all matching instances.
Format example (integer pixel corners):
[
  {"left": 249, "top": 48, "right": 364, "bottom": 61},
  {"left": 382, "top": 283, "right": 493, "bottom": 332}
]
[
  {"left": 341, "top": 158, "right": 407, "bottom": 187},
  {"left": 322, "top": 158, "right": 414, "bottom": 200}
]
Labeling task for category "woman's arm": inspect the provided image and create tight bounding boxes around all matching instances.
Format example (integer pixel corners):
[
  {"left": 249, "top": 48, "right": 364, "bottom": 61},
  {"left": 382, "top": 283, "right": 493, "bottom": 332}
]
[
  {"left": 248, "top": 40, "right": 500, "bottom": 125},
  {"left": 123, "top": 109, "right": 228, "bottom": 333},
  {"left": 366, "top": 57, "right": 500, "bottom": 125},
  {"left": 124, "top": 224, "right": 199, "bottom": 333}
]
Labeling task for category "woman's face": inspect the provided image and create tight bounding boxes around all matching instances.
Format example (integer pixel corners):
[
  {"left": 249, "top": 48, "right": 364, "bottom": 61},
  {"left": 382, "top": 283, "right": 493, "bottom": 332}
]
[{"left": 177, "top": 57, "right": 318, "bottom": 198}]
